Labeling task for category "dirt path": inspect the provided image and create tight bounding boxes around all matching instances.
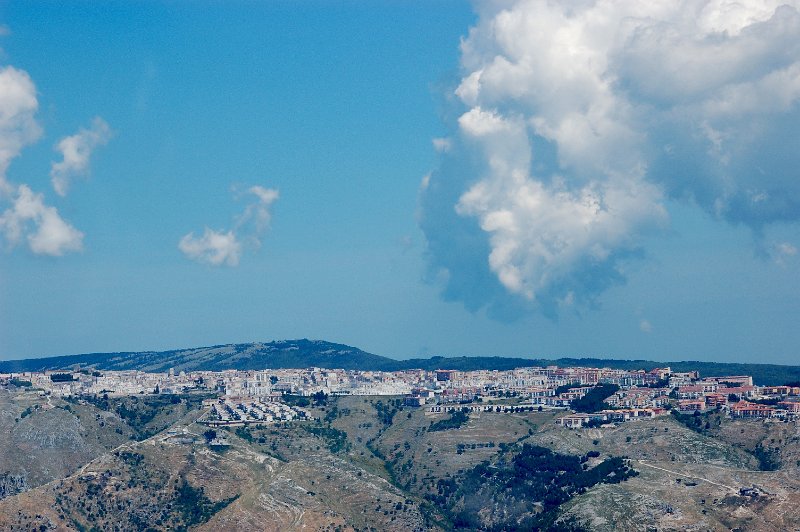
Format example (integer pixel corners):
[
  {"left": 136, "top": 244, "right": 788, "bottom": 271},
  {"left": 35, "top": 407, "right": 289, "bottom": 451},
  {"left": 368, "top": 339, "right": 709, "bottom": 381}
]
[{"left": 636, "top": 460, "right": 739, "bottom": 492}]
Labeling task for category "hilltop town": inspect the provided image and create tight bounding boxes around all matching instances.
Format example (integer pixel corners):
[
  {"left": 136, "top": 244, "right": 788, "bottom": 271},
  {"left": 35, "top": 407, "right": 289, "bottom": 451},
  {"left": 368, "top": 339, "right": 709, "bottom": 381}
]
[{"left": 4, "top": 363, "right": 799, "bottom": 429}]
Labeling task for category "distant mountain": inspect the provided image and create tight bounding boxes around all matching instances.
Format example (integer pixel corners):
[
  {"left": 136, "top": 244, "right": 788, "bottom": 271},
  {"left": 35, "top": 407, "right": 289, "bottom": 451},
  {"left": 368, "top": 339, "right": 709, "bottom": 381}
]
[
  {"left": 1, "top": 340, "right": 799, "bottom": 385},
  {"left": 0, "top": 339, "right": 396, "bottom": 374}
]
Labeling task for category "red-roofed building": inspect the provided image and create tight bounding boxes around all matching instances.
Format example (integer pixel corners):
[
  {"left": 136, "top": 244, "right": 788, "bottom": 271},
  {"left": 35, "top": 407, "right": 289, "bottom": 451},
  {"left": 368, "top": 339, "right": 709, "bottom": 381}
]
[
  {"left": 705, "top": 393, "right": 728, "bottom": 408},
  {"left": 729, "top": 401, "right": 774, "bottom": 419},
  {"left": 678, "top": 399, "right": 706, "bottom": 412}
]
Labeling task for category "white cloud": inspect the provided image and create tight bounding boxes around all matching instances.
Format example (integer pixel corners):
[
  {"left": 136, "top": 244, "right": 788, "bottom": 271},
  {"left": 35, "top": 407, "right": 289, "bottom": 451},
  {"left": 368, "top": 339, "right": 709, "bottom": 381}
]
[
  {"left": 50, "top": 116, "right": 112, "bottom": 196},
  {"left": 237, "top": 185, "right": 279, "bottom": 235},
  {"left": 432, "top": 137, "right": 453, "bottom": 153},
  {"left": 639, "top": 319, "right": 653, "bottom": 334},
  {"left": 419, "top": 0, "right": 800, "bottom": 317},
  {"left": 419, "top": 174, "right": 430, "bottom": 192},
  {"left": 0, "top": 66, "right": 41, "bottom": 194},
  {"left": 178, "top": 228, "right": 241, "bottom": 267},
  {"left": 247, "top": 185, "right": 279, "bottom": 205},
  {"left": 773, "top": 241, "right": 798, "bottom": 266},
  {"left": 0, "top": 65, "right": 86, "bottom": 256},
  {"left": 456, "top": 173, "right": 664, "bottom": 300},
  {"left": 179, "top": 185, "right": 279, "bottom": 266},
  {"left": 0, "top": 185, "right": 84, "bottom": 256}
]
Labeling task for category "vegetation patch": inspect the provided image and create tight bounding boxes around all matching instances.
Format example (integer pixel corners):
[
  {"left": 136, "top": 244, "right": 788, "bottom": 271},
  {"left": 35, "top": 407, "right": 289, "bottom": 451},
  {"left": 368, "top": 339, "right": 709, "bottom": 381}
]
[
  {"left": 570, "top": 384, "right": 620, "bottom": 413},
  {"left": 428, "top": 410, "right": 469, "bottom": 432},
  {"left": 0, "top": 472, "right": 27, "bottom": 500},
  {"left": 427, "top": 443, "right": 637, "bottom": 530},
  {"left": 172, "top": 479, "right": 237, "bottom": 530},
  {"left": 751, "top": 443, "right": 781, "bottom": 471},
  {"left": 373, "top": 399, "right": 402, "bottom": 427},
  {"left": 303, "top": 425, "right": 350, "bottom": 454},
  {"left": 671, "top": 409, "right": 725, "bottom": 435},
  {"left": 281, "top": 394, "right": 311, "bottom": 408}
]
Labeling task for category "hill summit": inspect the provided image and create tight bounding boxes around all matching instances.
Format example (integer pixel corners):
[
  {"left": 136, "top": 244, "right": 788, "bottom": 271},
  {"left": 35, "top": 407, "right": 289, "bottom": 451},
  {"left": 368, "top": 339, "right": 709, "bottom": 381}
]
[{"left": 0, "top": 339, "right": 396, "bottom": 374}]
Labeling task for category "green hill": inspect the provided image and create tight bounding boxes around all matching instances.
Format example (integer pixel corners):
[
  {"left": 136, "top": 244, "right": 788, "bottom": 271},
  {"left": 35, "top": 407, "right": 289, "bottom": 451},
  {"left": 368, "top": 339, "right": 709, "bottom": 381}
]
[{"left": 0, "top": 339, "right": 395, "bottom": 374}]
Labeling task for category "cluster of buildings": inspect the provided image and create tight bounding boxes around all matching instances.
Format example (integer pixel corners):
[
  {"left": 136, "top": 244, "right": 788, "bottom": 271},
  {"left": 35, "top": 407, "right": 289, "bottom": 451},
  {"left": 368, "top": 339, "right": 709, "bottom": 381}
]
[
  {"left": 3, "top": 365, "right": 635, "bottom": 400},
  {"left": 3, "top": 363, "right": 799, "bottom": 428},
  {"left": 557, "top": 374, "right": 800, "bottom": 428},
  {"left": 201, "top": 397, "right": 307, "bottom": 427},
  {"left": 0, "top": 367, "right": 207, "bottom": 397},
  {"left": 673, "top": 376, "right": 800, "bottom": 419}
]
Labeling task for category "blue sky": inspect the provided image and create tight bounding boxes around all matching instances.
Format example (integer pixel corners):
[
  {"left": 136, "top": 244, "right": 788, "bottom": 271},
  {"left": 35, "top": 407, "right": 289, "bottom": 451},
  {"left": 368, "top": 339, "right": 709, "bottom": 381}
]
[{"left": 1, "top": 1, "right": 799, "bottom": 364}]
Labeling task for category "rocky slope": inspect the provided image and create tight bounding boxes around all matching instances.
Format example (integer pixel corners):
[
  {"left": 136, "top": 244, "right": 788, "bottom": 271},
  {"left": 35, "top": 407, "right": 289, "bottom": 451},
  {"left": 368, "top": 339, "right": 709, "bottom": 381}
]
[{"left": 2, "top": 389, "right": 800, "bottom": 531}]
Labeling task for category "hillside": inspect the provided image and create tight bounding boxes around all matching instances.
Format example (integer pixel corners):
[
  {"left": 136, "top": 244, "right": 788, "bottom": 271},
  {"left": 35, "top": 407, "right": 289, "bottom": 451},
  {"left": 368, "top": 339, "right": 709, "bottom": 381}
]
[
  {"left": 0, "top": 388, "right": 211, "bottom": 503},
  {"left": 2, "top": 390, "right": 800, "bottom": 531},
  {"left": 0, "top": 339, "right": 396, "bottom": 374},
  {"left": 2, "top": 340, "right": 800, "bottom": 385}
]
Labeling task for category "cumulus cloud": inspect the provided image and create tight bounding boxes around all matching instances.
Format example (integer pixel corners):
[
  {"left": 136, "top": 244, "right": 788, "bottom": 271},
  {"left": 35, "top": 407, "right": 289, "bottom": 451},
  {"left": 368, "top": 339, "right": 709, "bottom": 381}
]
[
  {"left": 0, "top": 184, "right": 84, "bottom": 255},
  {"left": 178, "top": 228, "right": 241, "bottom": 267},
  {"left": 0, "top": 65, "right": 86, "bottom": 256},
  {"left": 639, "top": 319, "right": 653, "bottom": 334},
  {"left": 50, "top": 117, "right": 112, "bottom": 196},
  {"left": 0, "top": 66, "right": 40, "bottom": 193},
  {"left": 419, "top": 0, "right": 800, "bottom": 318},
  {"left": 179, "top": 186, "right": 279, "bottom": 266}
]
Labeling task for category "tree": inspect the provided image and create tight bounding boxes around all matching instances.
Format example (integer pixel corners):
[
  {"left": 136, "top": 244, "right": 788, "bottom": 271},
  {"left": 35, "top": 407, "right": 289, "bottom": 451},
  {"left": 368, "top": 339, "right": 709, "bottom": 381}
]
[
  {"left": 203, "top": 429, "right": 217, "bottom": 443},
  {"left": 312, "top": 391, "right": 328, "bottom": 406},
  {"left": 570, "top": 384, "right": 620, "bottom": 413}
]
